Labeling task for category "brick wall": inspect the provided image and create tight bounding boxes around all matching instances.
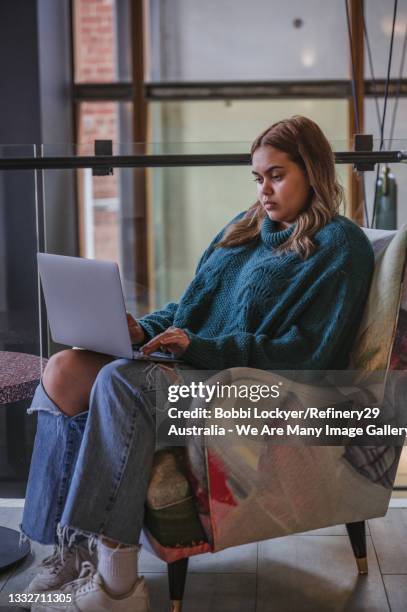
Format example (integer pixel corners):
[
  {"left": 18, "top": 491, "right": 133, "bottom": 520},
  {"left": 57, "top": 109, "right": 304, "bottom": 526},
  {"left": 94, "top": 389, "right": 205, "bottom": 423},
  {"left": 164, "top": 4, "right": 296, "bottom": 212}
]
[
  {"left": 79, "top": 102, "right": 118, "bottom": 199},
  {"left": 75, "top": 0, "right": 119, "bottom": 200},
  {"left": 75, "top": 0, "right": 116, "bottom": 83},
  {"left": 94, "top": 209, "right": 119, "bottom": 260}
]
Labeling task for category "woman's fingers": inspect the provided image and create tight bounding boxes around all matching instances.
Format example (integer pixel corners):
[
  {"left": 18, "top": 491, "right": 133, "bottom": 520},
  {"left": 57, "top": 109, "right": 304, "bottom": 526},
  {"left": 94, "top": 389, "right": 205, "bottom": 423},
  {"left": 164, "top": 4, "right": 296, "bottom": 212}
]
[
  {"left": 141, "top": 327, "right": 190, "bottom": 356},
  {"left": 126, "top": 313, "right": 145, "bottom": 344},
  {"left": 141, "top": 333, "right": 180, "bottom": 354}
]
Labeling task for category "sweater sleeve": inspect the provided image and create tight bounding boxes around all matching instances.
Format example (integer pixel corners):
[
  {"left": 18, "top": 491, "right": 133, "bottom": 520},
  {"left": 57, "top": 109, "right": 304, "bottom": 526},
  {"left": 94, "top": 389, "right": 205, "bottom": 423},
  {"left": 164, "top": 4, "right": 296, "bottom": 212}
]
[
  {"left": 181, "top": 266, "right": 372, "bottom": 370},
  {"left": 137, "top": 302, "right": 179, "bottom": 342},
  {"left": 138, "top": 211, "right": 247, "bottom": 340},
  {"left": 137, "top": 232, "right": 223, "bottom": 340}
]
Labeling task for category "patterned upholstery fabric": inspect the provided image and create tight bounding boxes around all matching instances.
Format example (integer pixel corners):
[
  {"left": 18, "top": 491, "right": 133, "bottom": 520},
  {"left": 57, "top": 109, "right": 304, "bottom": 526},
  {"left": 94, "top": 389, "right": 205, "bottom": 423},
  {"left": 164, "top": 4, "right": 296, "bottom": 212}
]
[{"left": 146, "top": 447, "right": 192, "bottom": 510}]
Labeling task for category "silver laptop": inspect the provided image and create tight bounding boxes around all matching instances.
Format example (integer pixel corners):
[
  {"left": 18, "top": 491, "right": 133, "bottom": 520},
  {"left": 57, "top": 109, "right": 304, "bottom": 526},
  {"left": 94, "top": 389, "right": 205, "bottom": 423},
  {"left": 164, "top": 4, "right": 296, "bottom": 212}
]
[{"left": 37, "top": 253, "right": 180, "bottom": 362}]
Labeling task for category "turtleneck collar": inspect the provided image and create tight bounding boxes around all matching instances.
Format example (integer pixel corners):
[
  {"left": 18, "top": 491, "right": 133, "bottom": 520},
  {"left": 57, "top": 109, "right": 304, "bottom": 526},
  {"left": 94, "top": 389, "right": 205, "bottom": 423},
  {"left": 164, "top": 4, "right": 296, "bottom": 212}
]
[{"left": 260, "top": 215, "right": 295, "bottom": 249}]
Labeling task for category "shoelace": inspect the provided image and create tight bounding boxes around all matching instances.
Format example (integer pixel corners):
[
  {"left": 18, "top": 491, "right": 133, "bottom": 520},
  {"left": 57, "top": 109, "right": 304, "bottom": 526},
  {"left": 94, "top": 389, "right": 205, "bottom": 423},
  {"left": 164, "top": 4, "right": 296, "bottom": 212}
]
[
  {"left": 56, "top": 523, "right": 98, "bottom": 564},
  {"left": 41, "top": 546, "right": 61, "bottom": 568},
  {"left": 62, "top": 561, "right": 97, "bottom": 596},
  {"left": 41, "top": 546, "right": 71, "bottom": 576},
  {"left": 41, "top": 545, "right": 83, "bottom": 577}
]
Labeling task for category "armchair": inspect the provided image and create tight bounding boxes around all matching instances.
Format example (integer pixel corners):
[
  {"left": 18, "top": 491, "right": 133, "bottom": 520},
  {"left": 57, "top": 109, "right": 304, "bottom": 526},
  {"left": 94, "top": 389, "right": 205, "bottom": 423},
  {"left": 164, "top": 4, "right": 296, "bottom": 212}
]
[{"left": 143, "top": 225, "right": 407, "bottom": 612}]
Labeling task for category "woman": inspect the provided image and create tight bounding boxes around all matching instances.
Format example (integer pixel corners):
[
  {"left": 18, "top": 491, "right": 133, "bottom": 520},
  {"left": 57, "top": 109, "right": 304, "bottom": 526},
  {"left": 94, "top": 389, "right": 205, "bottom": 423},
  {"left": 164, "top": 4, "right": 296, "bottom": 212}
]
[{"left": 22, "top": 116, "right": 374, "bottom": 611}]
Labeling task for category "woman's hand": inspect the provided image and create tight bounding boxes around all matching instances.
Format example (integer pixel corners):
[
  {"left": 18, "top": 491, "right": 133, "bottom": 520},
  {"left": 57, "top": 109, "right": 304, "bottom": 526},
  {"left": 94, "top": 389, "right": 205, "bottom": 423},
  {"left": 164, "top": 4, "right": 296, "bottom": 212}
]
[
  {"left": 140, "top": 326, "right": 191, "bottom": 357},
  {"left": 127, "top": 313, "right": 146, "bottom": 345}
]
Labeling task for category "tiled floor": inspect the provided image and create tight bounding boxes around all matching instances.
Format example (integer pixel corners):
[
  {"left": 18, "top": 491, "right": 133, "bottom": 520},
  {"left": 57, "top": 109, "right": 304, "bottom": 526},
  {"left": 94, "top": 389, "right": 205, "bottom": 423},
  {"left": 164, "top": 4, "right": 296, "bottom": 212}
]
[{"left": 1, "top": 504, "right": 407, "bottom": 611}]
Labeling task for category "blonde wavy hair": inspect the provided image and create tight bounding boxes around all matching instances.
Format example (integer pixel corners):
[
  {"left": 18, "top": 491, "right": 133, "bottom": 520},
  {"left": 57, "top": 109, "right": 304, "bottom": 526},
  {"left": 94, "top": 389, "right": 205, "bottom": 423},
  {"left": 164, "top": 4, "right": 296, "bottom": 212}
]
[{"left": 217, "top": 115, "right": 344, "bottom": 259}]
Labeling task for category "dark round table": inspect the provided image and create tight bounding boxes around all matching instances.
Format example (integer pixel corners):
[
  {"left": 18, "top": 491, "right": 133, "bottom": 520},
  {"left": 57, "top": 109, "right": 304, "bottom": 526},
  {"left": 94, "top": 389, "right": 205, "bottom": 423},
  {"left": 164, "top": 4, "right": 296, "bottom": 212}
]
[{"left": 0, "top": 351, "right": 47, "bottom": 570}]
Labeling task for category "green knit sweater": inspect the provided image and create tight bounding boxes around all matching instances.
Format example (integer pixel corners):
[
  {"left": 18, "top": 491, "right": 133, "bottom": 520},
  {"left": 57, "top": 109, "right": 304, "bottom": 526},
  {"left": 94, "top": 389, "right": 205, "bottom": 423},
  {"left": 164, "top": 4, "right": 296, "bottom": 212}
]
[{"left": 139, "top": 213, "right": 374, "bottom": 370}]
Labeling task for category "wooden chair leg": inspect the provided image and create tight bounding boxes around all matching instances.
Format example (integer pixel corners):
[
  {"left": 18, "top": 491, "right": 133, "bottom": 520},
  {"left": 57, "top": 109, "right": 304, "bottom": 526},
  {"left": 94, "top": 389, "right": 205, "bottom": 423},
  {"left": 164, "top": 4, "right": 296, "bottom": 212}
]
[
  {"left": 167, "top": 557, "right": 189, "bottom": 611},
  {"left": 346, "top": 520, "right": 368, "bottom": 574}
]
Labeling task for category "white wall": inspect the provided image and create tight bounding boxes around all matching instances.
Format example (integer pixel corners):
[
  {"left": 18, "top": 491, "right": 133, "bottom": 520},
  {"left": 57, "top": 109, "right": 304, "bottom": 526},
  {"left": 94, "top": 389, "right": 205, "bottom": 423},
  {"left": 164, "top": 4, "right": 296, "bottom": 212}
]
[{"left": 155, "top": 0, "right": 349, "bottom": 81}]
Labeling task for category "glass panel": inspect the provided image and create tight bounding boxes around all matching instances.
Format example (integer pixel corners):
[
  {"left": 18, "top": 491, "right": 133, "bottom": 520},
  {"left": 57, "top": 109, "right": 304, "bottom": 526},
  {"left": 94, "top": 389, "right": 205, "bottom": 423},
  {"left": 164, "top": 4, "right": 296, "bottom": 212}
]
[
  {"left": 73, "top": 0, "right": 131, "bottom": 83},
  {"left": 150, "top": 99, "right": 349, "bottom": 146},
  {"left": 0, "top": 157, "right": 42, "bottom": 496},
  {"left": 149, "top": 100, "right": 350, "bottom": 305},
  {"left": 74, "top": 101, "right": 133, "bottom": 264},
  {"left": 149, "top": 0, "right": 348, "bottom": 82},
  {"left": 42, "top": 166, "right": 140, "bottom": 351},
  {"left": 0, "top": 144, "right": 42, "bottom": 159},
  {"left": 42, "top": 102, "right": 138, "bottom": 353},
  {"left": 30, "top": 141, "right": 407, "bottom": 159},
  {"left": 2, "top": 144, "right": 406, "bottom": 492},
  {"left": 364, "top": 1, "right": 407, "bottom": 79},
  {"left": 0, "top": 147, "right": 41, "bottom": 356},
  {"left": 150, "top": 99, "right": 350, "bottom": 214},
  {"left": 150, "top": 165, "right": 260, "bottom": 306},
  {"left": 78, "top": 100, "right": 121, "bottom": 146},
  {"left": 78, "top": 101, "right": 121, "bottom": 260},
  {"left": 36, "top": 140, "right": 363, "bottom": 156}
]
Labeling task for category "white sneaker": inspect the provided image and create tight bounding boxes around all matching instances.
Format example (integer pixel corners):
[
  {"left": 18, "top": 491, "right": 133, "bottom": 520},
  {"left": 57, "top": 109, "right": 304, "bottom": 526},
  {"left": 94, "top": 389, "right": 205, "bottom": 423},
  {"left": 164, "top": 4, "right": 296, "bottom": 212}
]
[
  {"left": 31, "top": 561, "right": 151, "bottom": 611},
  {"left": 26, "top": 544, "right": 95, "bottom": 594}
]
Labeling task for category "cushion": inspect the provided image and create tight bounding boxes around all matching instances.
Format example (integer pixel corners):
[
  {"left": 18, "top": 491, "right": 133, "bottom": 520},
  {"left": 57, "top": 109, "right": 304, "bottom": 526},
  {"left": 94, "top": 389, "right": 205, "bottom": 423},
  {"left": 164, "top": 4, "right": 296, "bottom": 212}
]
[
  {"left": 144, "top": 447, "right": 207, "bottom": 547},
  {"left": 350, "top": 225, "right": 407, "bottom": 370}
]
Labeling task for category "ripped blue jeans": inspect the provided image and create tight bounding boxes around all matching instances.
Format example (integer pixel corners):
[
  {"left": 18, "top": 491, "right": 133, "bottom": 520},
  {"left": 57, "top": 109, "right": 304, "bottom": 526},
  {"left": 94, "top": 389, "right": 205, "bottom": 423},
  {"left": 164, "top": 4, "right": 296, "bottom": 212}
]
[{"left": 21, "top": 358, "right": 185, "bottom": 546}]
